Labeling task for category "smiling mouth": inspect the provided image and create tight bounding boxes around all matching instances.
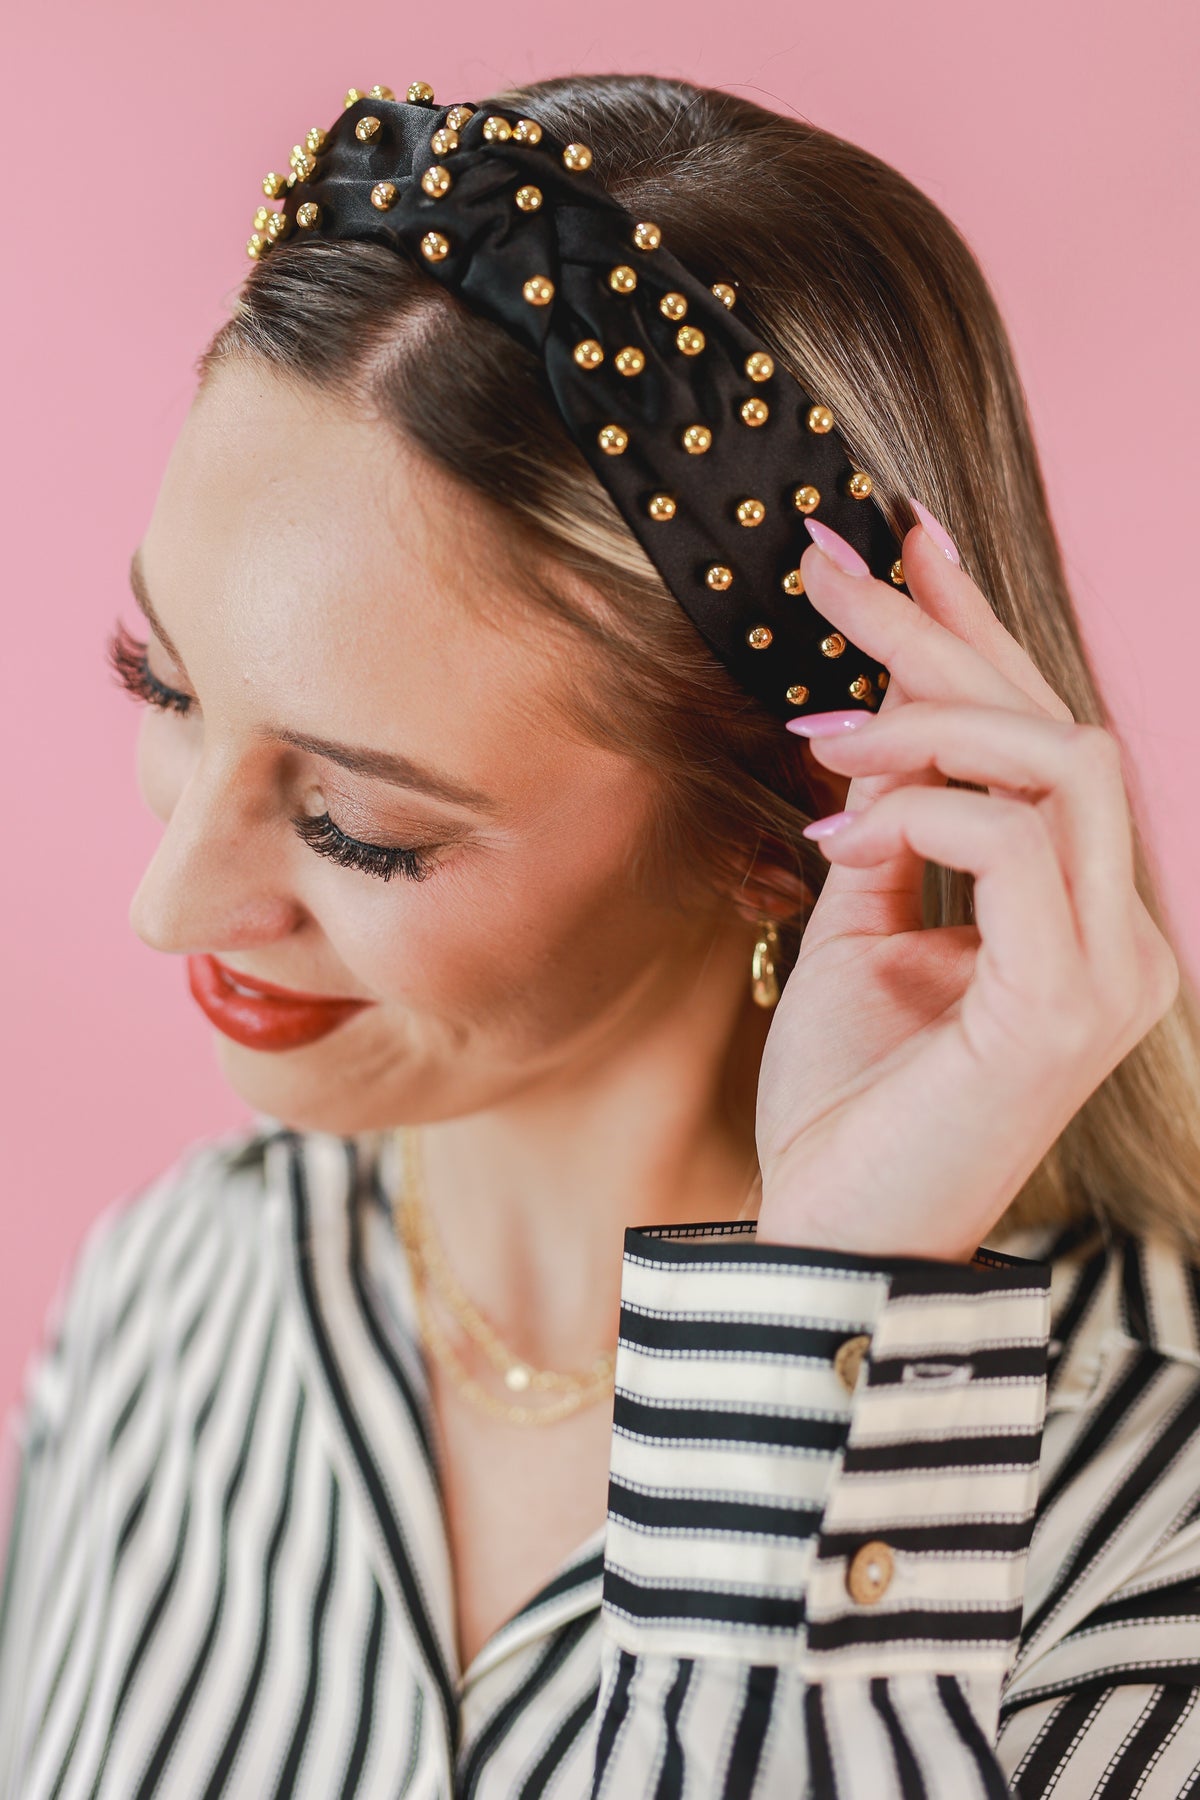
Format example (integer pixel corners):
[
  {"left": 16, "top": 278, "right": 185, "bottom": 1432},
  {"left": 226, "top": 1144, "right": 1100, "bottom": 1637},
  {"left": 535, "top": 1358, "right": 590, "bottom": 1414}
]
[
  {"left": 223, "top": 973, "right": 268, "bottom": 997},
  {"left": 208, "top": 956, "right": 368, "bottom": 1005},
  {"left": 187, "top": 954, "right": 377, "bottom": 1053}
]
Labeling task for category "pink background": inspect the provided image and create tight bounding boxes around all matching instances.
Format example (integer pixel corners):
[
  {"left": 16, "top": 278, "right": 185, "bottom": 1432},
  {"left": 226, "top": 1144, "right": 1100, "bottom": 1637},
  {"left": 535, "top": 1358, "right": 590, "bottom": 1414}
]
[{"left": 3, "top": 0, "right": 1197, "bottom": 1430}]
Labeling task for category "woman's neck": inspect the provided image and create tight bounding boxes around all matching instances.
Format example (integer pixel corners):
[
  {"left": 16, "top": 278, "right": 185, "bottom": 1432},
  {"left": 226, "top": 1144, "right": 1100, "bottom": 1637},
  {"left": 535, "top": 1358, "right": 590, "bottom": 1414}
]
[{"left": 410, "top": 963, "right": 770, "bottom": 1373}]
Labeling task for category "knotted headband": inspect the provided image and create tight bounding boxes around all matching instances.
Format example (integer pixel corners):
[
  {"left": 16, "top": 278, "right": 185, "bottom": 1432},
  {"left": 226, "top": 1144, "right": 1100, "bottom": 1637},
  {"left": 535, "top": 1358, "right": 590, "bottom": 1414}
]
[{"left": 245, "top": 80, "right": 899, "bottom": 720}]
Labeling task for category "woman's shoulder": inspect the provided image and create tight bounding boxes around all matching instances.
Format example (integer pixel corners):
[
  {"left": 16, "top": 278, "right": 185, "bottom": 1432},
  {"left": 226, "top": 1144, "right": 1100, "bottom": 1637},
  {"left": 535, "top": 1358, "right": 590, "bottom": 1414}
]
[
  {"left": 75, "top": 1113, "right": 288, "bottom": 1297},
  {"left": 998, "top": 1217, "right": 1200, "bottom": 1374},
  {"left": 10, "top": 1115, "right": 299, "bottom": 1452}
]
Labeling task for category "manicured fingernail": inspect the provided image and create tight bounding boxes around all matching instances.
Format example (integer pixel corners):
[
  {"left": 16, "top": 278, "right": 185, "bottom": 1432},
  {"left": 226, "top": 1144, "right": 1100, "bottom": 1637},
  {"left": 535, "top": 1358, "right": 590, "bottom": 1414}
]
[
  {"left": 907, "top": 497, "right": 961, "bottom": 565},
  {"left": 802, "top": 809, "right": 861, "bottom": 840},
  {"left": 786, "top": 711, "right": 872, "bottom": 738},
  {"left": 804, "top": 519, "right": 871, "bottom": 577}
]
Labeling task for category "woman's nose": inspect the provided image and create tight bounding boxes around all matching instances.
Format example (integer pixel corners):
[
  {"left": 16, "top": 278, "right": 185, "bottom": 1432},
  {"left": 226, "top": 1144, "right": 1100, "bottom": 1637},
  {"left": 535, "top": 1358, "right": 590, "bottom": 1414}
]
[{"left": 127, "top": 754, "right": 302, "bottom": 958}]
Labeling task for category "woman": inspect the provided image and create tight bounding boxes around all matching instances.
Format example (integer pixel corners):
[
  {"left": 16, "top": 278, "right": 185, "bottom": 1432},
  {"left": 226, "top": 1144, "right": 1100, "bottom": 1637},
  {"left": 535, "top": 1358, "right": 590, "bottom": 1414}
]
[{"left": 2, "top": 67, "right": 1198, "bottom": 1799}]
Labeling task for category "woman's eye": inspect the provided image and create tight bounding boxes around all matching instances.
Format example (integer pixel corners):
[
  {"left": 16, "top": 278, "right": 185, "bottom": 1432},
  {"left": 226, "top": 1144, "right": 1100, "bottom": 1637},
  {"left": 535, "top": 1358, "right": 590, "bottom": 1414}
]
[
  {"left": 290, "top": 811, "right": 434, "bottom": 883},
  {"left": 108, "top": 619, "right": 433, "bottom": 885},
  {"left": 106, "top": 620, "right": 193, "bottom": 715}
]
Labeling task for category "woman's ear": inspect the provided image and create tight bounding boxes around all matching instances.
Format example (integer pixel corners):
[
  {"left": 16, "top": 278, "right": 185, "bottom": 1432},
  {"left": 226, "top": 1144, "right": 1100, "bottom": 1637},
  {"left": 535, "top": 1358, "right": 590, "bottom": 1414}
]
[
  {"left": 727, "top": 740, "right": 851, "bottom": 929},
  {"left": 797, "top": 734, "right": 852, "bottom": 824},
  {"left": 729, "top": 860, "right": 813, "bottom": 929}
]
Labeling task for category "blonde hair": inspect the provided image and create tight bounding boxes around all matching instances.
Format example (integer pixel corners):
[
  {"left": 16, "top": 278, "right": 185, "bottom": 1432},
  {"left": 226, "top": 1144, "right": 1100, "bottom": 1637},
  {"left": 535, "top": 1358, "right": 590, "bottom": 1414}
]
[{"left": 200, "top": 72, "right": 1200, "bottom": 1251}]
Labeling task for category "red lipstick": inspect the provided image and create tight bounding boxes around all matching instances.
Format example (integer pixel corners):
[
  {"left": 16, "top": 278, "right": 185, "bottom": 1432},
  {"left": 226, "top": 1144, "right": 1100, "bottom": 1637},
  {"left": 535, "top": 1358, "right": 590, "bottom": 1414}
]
[{"left": 186, "top": 953, "right": 376, "bottom": 1052}]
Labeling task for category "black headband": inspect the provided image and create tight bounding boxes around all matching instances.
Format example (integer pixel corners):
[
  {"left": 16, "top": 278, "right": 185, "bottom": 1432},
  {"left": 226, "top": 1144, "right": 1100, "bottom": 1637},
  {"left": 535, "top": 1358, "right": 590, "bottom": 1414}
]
[{"left": 246, "top": 81, "right": 898, "bottom": 720}]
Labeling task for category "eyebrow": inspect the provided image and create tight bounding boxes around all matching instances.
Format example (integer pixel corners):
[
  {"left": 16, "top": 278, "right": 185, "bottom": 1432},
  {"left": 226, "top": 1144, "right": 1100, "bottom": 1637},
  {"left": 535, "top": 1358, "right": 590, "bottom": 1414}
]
[{"left": 128, "top": 547, "right": 500, "bottom": 815}]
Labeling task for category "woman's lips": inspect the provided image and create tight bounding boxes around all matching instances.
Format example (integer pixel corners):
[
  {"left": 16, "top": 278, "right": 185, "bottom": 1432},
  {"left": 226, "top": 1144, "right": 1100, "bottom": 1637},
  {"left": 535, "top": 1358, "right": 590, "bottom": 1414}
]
[{"left": 186, "top": 953, "right": 376, "bottom": 1051}]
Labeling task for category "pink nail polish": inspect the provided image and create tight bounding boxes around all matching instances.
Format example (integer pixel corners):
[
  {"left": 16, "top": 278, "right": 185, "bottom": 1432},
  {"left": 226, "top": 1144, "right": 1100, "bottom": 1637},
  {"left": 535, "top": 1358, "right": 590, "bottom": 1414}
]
[
  {"left": 786, "top": 711, "right": 872, "bottom": 737},
  {"left": 907, "top": 497, "right": 961, "bottom": 565},
  {"left": 802, "top": 809, "right": 861, "bottom": 840},
  {"left": 804, "top": 519, "right": 871, "bottom": 577}
]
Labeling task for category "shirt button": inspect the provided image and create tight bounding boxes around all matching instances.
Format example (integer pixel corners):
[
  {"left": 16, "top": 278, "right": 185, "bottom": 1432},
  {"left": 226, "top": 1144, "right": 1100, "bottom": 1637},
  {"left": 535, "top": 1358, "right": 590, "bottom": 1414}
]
[
  {"left": 846, "top": 1541, "right": 894, "bottom": 1605},
  {"left": 833, "top": 1333, "right": 871, "bottom": 1394}
]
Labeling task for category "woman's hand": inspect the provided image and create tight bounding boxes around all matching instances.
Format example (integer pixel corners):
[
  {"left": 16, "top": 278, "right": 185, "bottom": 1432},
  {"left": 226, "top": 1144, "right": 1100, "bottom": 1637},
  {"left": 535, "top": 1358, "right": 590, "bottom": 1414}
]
[{"left": 753, "top": 506, "right": 1180, "bottom": 1262}]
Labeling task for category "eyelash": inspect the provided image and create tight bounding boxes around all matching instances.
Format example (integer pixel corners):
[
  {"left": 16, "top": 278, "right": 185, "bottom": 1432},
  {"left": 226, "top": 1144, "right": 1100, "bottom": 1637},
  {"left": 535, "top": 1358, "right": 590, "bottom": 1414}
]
[
  {"left": 107, "top": 618, "right": 194, "bottom": 715},
  {"left": 106, "top": 621, "right": 435, "bottom": 884},
  {"left": 290, "top": 811, "right": 432, "bottom": 882}
]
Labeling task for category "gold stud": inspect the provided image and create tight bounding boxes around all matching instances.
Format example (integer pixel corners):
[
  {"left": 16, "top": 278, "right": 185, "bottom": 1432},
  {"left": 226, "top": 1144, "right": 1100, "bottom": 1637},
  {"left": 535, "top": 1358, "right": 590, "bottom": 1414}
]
[
  {"left": 523, "top": 275, "right": 555, "bottom": 305},
  {"left": 370, "top": 85, "right": 397, "bottom": 100},
  {"left": 371, "top": 181, "right": 398, "bottom": 210},
  {"left": 512, "top": 118, "right": 543, "bottom": 144},
  {"left": 740, "top": 398, "right": 769, "bottom": 427},
  {"left": 445, "top": 105, "right": 474, "bottom": 129},
  {"left": 632, "top": 221, "right": 662, "bottom": 250},
  {"left": 660, "top": 292, "right": 687, "bottom": 321},
  {"left": 296, "top": 201, "right": 321, "bottom": 228},
  {"left": 304, "top": 127, "right": 327, "bottom": 155},
  {"left": 285, "top": 173, "right": 297, "bottom": 189},
  {"left": 614, "top": 347, "right": 645, "bottom": 376},
  {"left": 421, "top": 164, "right": 452, "bottom": 197},
  {"left": 745, "top": 352, "right": 774, "bottom": 382},
  {"left": 747, "top": 626, "right": 773, "bottom": 650},
  {"left": 573, "top": 339, "right": 604, "bottom": 368},
  {"left": 711, "top": 282, "right": 736, "bottom": 308},
  {"left": 344, "top": 88, "right": 365, "bottom": 109},
  {"left": 265, "top": 210, "right": 290, "bottom": 241},
  {"left": 781, "top": 569, "right": 805, "bottom": 596},
  {"left": 681, "top": 424, "right": 712, "bottom": 454},
  {"left": 847, "top": 471, "right": 874, "bottom": 500},
  {"left": 405, "top": 82, "right": 433, "bottom": 103},
  {"left": 563, "top": 141, "right": 593, "bottom": 170},
  {"left": 515, "top": 184, "right": 543, "bottom": 211},
  {"left": 705, "top": 564, "right": 733, "bottom": 590},
  {"left": 483, "top": 115, "right": 512, "bottom": 141},
  {"left": 356, "top": 116, "right": 382, "bottom": 142},
  {"left": 263, "top": 171, "right": 287, "bottom": 198},
  {"left": 820, "top": 633, "right": 846, "bottom": 658},
  {"left": 878, "top": 670, "right": 890, "bottom": 691},
  {"left": 807, "top": 404, "right": 834, "bottom": 434},
  {"left": 421, "top": 231, "right": 450, "bottom": 260},
  {"left": 598, "top": 424, "right": 628, "bottom": 455},
  {"left": 253, "top": 205, "right": 271, "bottom": 232},
  {"left": 647, "top": 494, "right": 676, "bottom": 521},
  {"left": 793, "top": 485, "right": 821, "bottom": 514},
  {"left": 737, "top": 498, "right": 766, "bottom": 527},
  {"left": 849, "top": 676, "right": 873, "bottom": 700},
  {"left": 290, "top": 149, "right": 317, "bottom": 181},
  {"left": 676, "top": 325, "right": 705, "bottom": 355},
  {"left": 431, "top": 126, "right": 459, "bottom": 155},
  {"left": 890, "top": 559, "right": 905, "bottom": 586},
  {"left": 247, "top": 233, "right": 268, "bottom": 259},
  {"left": 786, "top": 684, "right": 810, "bottom": 705},
  {"left": 609, "top": 264, "right": 637, "bottom": 293}
]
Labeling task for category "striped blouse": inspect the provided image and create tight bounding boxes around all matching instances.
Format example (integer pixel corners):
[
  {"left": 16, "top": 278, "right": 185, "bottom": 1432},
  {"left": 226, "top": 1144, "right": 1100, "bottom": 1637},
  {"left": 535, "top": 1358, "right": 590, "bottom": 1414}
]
[{"left": 3, "top": 1117, "right": 1200, "bottom": 1798}]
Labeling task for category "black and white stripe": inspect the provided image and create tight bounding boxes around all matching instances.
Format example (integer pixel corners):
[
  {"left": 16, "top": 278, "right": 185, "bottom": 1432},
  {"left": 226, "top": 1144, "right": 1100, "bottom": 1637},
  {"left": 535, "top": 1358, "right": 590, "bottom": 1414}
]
[{"left": 2, "top": 1119, "right": 1199, "bottom": 1796}]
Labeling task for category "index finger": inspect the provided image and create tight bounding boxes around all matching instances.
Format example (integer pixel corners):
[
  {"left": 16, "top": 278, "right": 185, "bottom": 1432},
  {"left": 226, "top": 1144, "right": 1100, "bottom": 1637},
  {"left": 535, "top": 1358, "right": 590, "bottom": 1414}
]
[
  {"left": 893, "top": 521, "right": 1075, "bottom": 722},
  {"left": 799, "top": 526, "right": 1071, "bottom": 723}
]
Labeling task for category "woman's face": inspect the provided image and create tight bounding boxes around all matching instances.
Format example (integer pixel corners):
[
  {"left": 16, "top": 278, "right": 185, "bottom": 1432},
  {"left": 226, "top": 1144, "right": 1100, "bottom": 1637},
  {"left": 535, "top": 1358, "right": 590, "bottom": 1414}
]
[{"left": 124, "top": 360, "right": 776, "bottom": 1135}]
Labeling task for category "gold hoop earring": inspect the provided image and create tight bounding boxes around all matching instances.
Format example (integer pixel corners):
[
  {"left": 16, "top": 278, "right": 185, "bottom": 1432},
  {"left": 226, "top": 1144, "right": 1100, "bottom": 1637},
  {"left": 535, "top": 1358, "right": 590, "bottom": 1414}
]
[{"left": 751, "top": 915, "right": 781, "bottom": 1009}]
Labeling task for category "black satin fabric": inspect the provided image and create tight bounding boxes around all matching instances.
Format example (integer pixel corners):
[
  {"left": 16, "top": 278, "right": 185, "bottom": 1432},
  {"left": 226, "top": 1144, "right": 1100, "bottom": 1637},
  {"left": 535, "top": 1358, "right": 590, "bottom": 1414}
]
[{"left": 272, "top": 94, "right": 898, "bottom": 720}]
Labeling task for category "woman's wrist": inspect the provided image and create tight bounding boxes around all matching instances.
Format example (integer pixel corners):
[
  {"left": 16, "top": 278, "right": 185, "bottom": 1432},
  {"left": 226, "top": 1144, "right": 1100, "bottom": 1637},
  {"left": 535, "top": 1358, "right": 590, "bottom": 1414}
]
[{"left": 753, "top": 1191, "right": 978, "bottom": 1264}]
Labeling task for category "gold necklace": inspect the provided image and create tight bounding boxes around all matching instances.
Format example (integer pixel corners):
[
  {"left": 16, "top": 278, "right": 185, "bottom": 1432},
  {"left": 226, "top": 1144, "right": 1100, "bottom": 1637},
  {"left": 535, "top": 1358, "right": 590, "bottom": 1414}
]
[{"left": 390, "top": 1124, "right": 761, "bottom": 1428}]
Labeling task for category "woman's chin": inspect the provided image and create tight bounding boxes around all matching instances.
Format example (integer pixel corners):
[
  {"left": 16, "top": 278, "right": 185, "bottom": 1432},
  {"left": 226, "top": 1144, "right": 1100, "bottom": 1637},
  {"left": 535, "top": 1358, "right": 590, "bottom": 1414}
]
[{"left": 212, "top": 1028, "right": 395, "bottom": 1139}]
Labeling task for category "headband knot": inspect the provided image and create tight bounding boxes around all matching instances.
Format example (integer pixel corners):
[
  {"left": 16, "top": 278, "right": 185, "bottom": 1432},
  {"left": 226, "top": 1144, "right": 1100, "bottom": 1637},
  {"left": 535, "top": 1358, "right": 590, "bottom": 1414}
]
[{"left": 246, "top": 84, "right": 899, "bottom": 719}]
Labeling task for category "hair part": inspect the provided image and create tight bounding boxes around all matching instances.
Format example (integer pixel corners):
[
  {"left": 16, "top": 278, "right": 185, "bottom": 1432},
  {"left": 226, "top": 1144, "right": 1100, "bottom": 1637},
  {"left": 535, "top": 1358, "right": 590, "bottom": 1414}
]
[{"left": 199, "top": 71, "right": 1200, "bottom": 1252}]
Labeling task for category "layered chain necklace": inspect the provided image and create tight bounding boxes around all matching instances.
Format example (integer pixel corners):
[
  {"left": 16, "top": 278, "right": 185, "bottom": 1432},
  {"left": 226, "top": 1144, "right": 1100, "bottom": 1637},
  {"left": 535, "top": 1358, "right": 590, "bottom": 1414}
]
[{"left": 389, "top": 1124, "right": 762, "bottom": 1427}]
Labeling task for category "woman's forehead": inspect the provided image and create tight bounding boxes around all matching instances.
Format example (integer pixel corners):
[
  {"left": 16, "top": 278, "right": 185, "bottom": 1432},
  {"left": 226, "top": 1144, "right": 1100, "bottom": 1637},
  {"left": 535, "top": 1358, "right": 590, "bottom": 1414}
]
[{"left": 141, "top": 363, "right": 642, "bottom": 806}]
